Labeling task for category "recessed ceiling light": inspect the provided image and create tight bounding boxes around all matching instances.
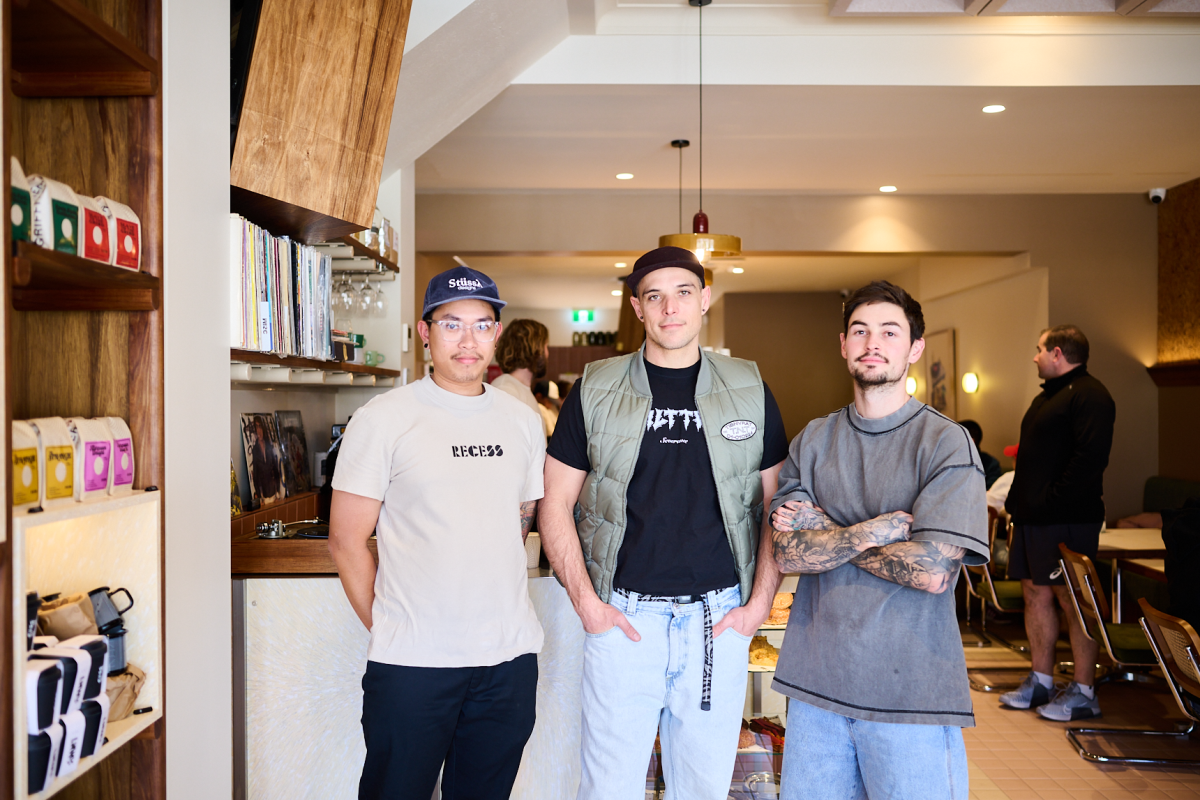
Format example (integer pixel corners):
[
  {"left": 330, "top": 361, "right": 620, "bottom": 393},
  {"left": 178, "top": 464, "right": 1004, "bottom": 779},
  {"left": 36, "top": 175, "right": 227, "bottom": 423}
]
[
  {"left": 615, "top": 262, "right": 627, "bottom": 268},
  {"left": 731, "top": 267, "right": 744, "bottom": 274},
  {"left": 616, "top": 173, "right": 634, "bottom": 180},
  {"left": 611, "top": 289, "right": 623, "bottom": 296},
  {"left": 982, "top": 105, "right": 1005, "bottom": 114},
  {"left": 879, "top": 186, "right": 898, "bottom": 193}
]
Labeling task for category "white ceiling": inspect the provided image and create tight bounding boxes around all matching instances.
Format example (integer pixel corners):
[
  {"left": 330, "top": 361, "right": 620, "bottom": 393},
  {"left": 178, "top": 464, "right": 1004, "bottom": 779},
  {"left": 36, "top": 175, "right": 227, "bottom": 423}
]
[{"left": 416, "top": 84, "right": 1200, "bottom": 195}]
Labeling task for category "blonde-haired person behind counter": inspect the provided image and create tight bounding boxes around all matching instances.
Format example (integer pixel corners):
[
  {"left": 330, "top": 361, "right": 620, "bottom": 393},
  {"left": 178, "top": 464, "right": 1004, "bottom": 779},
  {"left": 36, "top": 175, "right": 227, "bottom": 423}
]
[{"left": 492, "top": 319, "right": 551, "bottom": 433}]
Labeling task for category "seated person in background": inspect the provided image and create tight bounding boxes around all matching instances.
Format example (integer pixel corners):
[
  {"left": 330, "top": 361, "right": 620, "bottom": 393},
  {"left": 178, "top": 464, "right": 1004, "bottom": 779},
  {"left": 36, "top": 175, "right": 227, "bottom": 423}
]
[
  {"left": 491, "top": 319, "right": 551, "bottom": 431},
  {"left": 532, "top": 379, "right": 559, "bottom": 440},
  {"left": 960, "top": 419, "right": 1003, "bottom": 489}
]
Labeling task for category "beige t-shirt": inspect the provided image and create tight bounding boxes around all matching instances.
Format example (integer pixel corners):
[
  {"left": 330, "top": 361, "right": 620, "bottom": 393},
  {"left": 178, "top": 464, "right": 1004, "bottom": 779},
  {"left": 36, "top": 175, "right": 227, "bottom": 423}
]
[
  {"left": 332, "top": 376, "right": 546, "bottom": 667},
  {"left": 491, "top": 373, "right": 541, "bottom": 415}
]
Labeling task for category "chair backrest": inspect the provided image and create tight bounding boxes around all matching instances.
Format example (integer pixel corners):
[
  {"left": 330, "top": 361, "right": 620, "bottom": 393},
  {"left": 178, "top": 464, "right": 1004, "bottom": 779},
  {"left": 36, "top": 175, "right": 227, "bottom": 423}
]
[
  {"left": 1139, "top": 597, "right": 1200, "bottom": 721},
  {"left": 1058, "top": 543, "right": 1110, "bottom": 640}
]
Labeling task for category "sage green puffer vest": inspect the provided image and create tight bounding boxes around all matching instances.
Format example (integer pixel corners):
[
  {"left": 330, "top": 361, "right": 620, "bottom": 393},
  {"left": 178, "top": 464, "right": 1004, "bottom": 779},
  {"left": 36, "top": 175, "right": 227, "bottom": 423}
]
[{"left": 575, "top": 347, "right": 767, "bottom": 605}]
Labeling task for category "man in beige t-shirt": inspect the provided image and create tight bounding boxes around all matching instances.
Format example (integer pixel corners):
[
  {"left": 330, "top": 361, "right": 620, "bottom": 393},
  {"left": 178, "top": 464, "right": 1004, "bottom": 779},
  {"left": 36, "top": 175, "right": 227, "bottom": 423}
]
[
  {"left": 330, "top": 266, "right": 545, "bottom": 800},
  {"left": 490, "top": 318, "right": 550, "bottom": 434}
]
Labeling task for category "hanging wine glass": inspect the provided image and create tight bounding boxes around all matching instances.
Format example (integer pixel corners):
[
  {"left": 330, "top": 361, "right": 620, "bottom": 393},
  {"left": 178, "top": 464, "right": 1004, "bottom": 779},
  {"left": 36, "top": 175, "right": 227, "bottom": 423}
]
[
  {"left": 354, "top": 279, "right": 373, "bottom": 317},
  {"left": 370, "top": 283, "right": 388, "bottom": 318}
]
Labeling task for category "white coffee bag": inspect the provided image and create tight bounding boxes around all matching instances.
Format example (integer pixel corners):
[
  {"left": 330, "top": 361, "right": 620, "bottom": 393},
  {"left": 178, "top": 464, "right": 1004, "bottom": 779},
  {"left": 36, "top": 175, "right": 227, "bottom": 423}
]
[
  {"left": 12, "top": 156, "right": 31, "bottom": 242},
  {"left": 78, "top": 195, "right": 112, "bottom": 264},
  {"left": 95, "top": 196, "right": 140, "bottom": 271},
  {"left": 105, "top": 417, "right": 135, "bottom": 495},
  {"left": 30, "top": 417, "right": 75, "bottom": 508},
  {"left": 66, "top": 418, "right": 112, "bottom": 502},
  {"left": 12, "top": 420, "right": 40, "bottom": 510},
  {"left": 28, "top": 175, "right": 80, "bottom": 254}
]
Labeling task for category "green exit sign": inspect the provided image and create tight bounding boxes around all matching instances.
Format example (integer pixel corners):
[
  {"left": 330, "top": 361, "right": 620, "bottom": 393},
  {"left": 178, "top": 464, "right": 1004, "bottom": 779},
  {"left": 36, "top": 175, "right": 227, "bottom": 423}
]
[{"left": 572, "top": 309, "right": 594, "bottom": 323}]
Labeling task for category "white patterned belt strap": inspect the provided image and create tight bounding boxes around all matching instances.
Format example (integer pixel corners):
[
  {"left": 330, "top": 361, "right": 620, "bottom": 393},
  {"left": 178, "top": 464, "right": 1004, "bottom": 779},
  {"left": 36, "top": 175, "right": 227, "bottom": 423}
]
[{"left": 613, "top": 589, "right": 715, "bottom": 712}]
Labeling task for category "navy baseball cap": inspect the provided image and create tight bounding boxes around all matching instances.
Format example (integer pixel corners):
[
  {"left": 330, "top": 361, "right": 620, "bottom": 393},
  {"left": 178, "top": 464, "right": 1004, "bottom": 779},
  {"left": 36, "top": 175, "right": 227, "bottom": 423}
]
[
  {"left": 422, "top": 265, "right": 507, "bottom": 319},
  {"left": 625, "top": 246, "right": 705, "bottom": 293}
]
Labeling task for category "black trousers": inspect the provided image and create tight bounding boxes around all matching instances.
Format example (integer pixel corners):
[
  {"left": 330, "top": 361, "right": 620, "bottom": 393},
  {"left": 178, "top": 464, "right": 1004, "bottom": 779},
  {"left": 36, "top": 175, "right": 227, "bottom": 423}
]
[{"left": 359, "top": 653, "right": 538, "bottom": 800}]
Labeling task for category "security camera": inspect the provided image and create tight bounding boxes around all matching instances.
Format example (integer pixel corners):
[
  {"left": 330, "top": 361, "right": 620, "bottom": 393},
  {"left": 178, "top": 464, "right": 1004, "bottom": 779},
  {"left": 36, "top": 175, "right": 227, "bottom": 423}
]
[
  {"left": 839, "top": 288, "right": 851, "bottom": 299},
  {"left": 1149, "top": 188, "right": 1167, "bottom": 204}
]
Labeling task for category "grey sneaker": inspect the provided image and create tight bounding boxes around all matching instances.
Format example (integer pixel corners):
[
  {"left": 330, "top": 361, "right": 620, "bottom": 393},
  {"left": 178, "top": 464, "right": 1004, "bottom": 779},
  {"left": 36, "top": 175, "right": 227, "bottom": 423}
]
[
  {"left": 999, "top": 672, "right": 1052, "bottom": 710},
  {"left": 1037, "top": 682, "right": 1101, "bottom": 722}
]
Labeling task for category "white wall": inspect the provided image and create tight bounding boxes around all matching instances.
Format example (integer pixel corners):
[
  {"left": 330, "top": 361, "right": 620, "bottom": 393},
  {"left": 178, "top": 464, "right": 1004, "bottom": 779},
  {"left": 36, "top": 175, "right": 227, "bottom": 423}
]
[
  {"left": 501, "top": 306, "right": 620, "bottom": 347},
  {"left": 163, "top": 0, "right": 231, "bottom": 795}
]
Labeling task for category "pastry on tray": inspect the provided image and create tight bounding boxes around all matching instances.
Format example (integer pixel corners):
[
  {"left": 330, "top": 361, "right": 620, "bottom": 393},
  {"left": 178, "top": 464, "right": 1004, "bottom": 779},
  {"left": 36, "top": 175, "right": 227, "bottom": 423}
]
[
  {"left": 738, "top": 723, "right": 756, "bottom": 749},
  {"left": 749, "top": 635, "right": 779, "bottom": 667},
  {"left": 766, "top": 606, "right": 790, "bottom": 626},
  {"left": 771, "top": 592, "right": 793, "bottom": 610}
]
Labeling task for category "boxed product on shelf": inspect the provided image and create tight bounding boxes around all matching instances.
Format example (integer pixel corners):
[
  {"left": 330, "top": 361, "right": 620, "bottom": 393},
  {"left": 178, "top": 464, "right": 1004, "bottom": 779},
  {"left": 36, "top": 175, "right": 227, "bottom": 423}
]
[
  {"left": 80, "top": 693, "right": 111, "bottom": 757},
  {"left": 96, "top": 195, "right": 141, "bottom": 271},
  {"left": 28, "top": 728, "right": 60, "bottom": 794},
  {"left": 12, "top": 156, "right": 31, "bottom": 242},
  {"left": 106, "top": 416, "right": 136, "bottom": 495},
  {"left": 13, "top": 420, "right": 41, "bottom": 510},
  {"left": 31, "top": 416, "right": 76, "bottom": 508},
  {"left": 67, "top": 417, "right": 113, "bottom": 501},
  {"left": 29, "top": 174, "right": 81, "bottom": 254},
  {"left": 25, "top": 659, "right": 63, "bottom": 732},
  {"left": 56, "top": 708, "right": 87, "bottom": 777},
  {"left": 79, "top": 195, "right": 113, "bottom": 264},
  {"left": 29, "top": 647, "right": 91, "bottom": 715}
]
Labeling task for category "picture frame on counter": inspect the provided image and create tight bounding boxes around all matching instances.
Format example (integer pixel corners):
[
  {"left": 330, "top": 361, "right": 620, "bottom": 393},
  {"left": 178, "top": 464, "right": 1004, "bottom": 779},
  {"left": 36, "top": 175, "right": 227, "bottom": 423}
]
[
  {"left": 274, "top": 410, "right": 311, "bottom": 496},
  {"left": 240, "top": 413, "right": 286, "bottom": 509}
]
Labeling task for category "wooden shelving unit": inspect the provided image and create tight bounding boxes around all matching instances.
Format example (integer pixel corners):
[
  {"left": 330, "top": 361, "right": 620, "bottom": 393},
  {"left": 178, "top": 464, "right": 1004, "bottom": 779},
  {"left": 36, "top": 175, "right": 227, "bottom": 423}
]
[
  {"left": 11, "top": 242, "right": 160, "bottom": 311},
  {"left": 4, "top": 0, "right": 166, "bottom": 795},
  {"left": 336, "top": 236, "right": 399, "bottom": 273},
  {"left": 230, "top": 186, "right": 363, "bottom": 247},
  {"left": 10, "top": 0, "right": 159, "bottom": 97},
  {"left": 230, "top": 349, "right": 400, "bottom": 389}
]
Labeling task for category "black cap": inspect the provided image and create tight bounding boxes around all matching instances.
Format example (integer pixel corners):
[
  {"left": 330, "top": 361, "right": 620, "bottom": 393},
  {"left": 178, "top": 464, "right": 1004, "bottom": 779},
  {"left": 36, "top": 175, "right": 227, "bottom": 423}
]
[
  {"left": 422, "top": 266, "right": 507, "bottom": 318},
  {"left": 625, "top": 247, "right": 705, "bottom": 293}
]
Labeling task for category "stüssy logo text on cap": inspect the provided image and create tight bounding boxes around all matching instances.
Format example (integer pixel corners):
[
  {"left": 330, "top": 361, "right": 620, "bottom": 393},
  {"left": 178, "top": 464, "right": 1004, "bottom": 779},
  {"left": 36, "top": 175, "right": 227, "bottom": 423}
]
[{"left": 449, "top": 277, "right": 484, "bottom": 291}]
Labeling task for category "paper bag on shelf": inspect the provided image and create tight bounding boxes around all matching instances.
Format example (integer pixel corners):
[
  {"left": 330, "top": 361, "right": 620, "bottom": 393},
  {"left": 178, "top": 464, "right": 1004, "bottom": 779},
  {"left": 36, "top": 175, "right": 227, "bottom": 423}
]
[
  {"left": 105, "top": 663, "right": 145, "bottom": 722},
  {"left": 38, "top": 594, "right": 99, "bottom": 640},
  {"left": 78, "top": 195, "right": 113, "bottom": 264},
  {"left": 105, "top": 417, "right": 135, "bottom": 495},
  {"left": 12, "top": 421, "right": 41, "bottom": 510},
  {"left": 28, "top": 175, "right": 80, "bottom": 254},
  {"left": 30, "top": 417, "right": 75, "bottom": 508},
  {"left": 11, "top": 156, "right": 31, "bottom": 242},
  {"left": 66, "top": 418, "right": 112, "bottom": 501},
  {"left": 95, "top": 196, "right": 141, "bottom": 271}
]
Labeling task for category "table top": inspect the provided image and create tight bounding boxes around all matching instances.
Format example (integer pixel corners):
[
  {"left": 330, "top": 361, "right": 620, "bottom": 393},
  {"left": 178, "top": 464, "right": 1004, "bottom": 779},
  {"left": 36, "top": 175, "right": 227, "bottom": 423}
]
[
  {"left": 1122, "top": 558, "right": 1167, "bottom": 583},
  {"left": 1097, "top": 528, "right": 1165, "bottom": 558}
]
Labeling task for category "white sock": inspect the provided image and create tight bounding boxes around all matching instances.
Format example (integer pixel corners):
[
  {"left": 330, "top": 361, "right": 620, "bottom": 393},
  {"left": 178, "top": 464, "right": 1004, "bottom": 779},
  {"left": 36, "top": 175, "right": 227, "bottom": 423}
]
[
  {"left": 1077, "top": 683, "right": 1095, "bottom": 699},
  {"left": 1032, "top": 671, "right": 1053, "bottom": 688}
]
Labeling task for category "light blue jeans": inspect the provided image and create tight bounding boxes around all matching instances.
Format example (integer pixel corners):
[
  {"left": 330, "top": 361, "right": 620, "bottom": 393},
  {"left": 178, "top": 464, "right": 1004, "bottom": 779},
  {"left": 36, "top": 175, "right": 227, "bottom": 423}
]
[
  {"left": 781, "top": 700, "right": 969, "bottom": 800},
  {"left": 578, "top": 585, "right": 751, "bottom": 800}
]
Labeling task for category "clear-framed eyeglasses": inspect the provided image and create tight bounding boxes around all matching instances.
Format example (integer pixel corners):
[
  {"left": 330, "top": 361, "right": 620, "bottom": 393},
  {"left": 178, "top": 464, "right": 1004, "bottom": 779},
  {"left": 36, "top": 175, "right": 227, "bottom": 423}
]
[{"left": 429, "top": 319, "right": 499, "bottom": 342}]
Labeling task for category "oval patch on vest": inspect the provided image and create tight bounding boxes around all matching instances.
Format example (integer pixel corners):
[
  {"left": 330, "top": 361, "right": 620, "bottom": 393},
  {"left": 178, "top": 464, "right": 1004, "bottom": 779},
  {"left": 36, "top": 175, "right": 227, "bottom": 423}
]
[{"left": 721, "top": 420, "right": 757, "bottom": 441}]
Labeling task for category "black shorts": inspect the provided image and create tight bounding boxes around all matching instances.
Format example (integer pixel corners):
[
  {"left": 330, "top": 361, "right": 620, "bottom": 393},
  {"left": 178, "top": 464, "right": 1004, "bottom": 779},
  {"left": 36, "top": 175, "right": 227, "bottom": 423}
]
[{"left": 1008, "top": 522, "right": 1102, "bottom": 586}]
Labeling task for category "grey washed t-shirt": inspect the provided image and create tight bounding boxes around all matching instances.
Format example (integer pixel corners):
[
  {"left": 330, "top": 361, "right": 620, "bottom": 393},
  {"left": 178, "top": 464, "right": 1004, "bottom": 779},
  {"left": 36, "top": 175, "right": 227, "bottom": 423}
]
[{"left": 769, "top": 398, "right": 989, "bottom": 727}]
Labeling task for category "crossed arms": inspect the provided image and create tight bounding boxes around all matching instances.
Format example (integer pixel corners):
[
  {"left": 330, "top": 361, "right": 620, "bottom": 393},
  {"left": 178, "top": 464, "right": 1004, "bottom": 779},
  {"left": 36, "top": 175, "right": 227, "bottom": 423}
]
[{"left": 771, "top": 501, "right": 964, "bottom": 594}]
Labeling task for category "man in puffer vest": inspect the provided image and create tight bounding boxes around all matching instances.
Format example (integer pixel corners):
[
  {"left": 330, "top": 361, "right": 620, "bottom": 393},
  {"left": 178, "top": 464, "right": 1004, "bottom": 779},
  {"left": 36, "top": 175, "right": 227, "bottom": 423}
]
[{"left": 540, "top": 247, "right": 790, "bottom": 799}]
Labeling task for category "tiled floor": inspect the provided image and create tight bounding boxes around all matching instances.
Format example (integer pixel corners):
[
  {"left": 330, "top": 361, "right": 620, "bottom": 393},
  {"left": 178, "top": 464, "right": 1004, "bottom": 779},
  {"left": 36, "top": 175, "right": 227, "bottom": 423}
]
[{"left": 962, "top": 621, "right": 1200, "bottom": 800}]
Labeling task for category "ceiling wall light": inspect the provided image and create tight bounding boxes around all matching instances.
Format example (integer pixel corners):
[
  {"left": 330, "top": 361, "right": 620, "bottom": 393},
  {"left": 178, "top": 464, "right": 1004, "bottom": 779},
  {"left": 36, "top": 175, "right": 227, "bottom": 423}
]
[
  {"left": 905, "top": 377, "right": 917, "bottom": 395},
  {"left": 982, "top": 105, "right": 1006, "bottom": 114},
  {"left": 611, "top": 289, "right": 623, "bottom": 296},
  {"left": 879, "top": 186, "right": 898, "bottom": 193},
  {"left": 731, "top": 267, "right": 744, "bottom": 274},
  {"left": 657, "top": 2, "right": 740, "bottom": 266},
  {"left": 962, "top": 372, "right": 980, "bottom": 393},
  {"left": 616, "top": 173, "right": 634, "bottom": 180},
  {"left": 615, "top": 262, "right": 627, "bottom": 268}
]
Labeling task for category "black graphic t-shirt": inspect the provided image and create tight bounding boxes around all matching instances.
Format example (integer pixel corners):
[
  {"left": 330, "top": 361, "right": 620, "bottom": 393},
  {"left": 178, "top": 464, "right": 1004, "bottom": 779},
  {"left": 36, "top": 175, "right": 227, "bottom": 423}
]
[{"left": 549, "top": 357, "right": 789, "bottom": 596}]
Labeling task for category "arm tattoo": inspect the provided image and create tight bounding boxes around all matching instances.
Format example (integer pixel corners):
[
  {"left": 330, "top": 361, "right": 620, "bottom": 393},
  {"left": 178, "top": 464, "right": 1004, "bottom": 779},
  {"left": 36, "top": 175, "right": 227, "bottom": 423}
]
[
  {"left": 772, "top": 513, "right": 912, "bottom": 574},
  {"left": 519, "top": 501, "right": 537, "bottom": 543},
  {"left": 850, "top": 541, "right": 966, "bottom": 594}
]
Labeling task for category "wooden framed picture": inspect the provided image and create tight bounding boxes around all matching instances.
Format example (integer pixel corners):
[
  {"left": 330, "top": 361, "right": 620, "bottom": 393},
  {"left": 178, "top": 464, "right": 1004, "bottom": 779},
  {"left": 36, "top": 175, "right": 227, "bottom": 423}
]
[
  {"left": 923, "top": 328, "right": 957, "bottom": 418},
  {"left": 240, "top": 413, "right": 286, "bottom": 508},
  {"left": 274, "top": 410, "right": 312, "bottom": 496}
]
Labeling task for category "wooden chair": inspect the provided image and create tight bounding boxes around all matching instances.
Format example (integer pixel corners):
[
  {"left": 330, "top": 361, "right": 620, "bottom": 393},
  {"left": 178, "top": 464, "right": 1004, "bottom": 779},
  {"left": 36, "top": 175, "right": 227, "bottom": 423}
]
[
  {"left": 963, "top": 510, "right": 1027, "bottom": 653},
  {"left": 1064, "top": 599, "right": 1200, "bottom": 765},
  {"left": 1058, "top": 544, "right": 1157, "bottom": 680}
]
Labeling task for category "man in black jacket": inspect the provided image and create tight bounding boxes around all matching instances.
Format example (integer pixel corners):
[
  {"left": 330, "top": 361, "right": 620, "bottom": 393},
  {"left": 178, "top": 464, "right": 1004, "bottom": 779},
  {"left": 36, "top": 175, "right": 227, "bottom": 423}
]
[{"left": 1000, "top": 325, "right": 1115, "bottom": 721}]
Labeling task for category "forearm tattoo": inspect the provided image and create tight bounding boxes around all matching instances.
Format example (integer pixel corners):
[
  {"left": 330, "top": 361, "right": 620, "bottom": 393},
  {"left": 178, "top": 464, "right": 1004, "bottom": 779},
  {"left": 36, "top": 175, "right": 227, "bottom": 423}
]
[
  {"left": 520, "top": 501, "right": 537, "bottom": 543},
  {"left": 850, "top": 541, "right": 966, "bottom": 594},
  {"left": 772, "top": 512, "right": 912, "bottom": 574}
]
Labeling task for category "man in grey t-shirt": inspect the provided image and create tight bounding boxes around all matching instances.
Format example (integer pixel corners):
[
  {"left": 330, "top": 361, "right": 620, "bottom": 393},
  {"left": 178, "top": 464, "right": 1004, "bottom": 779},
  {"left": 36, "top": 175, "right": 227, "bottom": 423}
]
[{"left": 770, "top": 281, "right": 989, "bottom": 800}]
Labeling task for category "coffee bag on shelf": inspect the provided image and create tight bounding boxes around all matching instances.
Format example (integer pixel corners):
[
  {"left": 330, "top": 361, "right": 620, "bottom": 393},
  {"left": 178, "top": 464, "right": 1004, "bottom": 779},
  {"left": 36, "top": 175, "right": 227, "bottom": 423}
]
[
  {"left": 78, "top": 195, "right": 113, "bottom": 264},
  {"left": 66, "top": 418, "right": 112, "bottom": 502},
  {"left": 12, "top": 420, "right": 41, "bottom": 510},
  {"left": 96, "top": 196, "right": 140, "bottom": 271},
  {"left": 30, "top": 417, "right": 75, "bottom": 508},
  {"left": 28, "top": 175, "right": 80, "bottom": 254},
  {"left": 12, "top": 156, "right": 31, "bottom": 242},
  {"left": 105, "top": 417, "right": 135, "bottom": 495}
]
